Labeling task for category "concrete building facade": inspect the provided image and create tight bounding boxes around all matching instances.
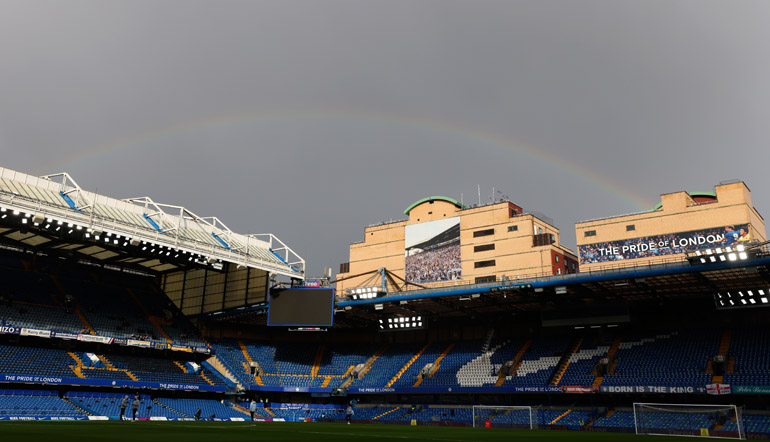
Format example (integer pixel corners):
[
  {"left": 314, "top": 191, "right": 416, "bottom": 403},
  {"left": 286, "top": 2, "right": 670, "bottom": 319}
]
[
  {"left": 576, "top": 181, "right": 766, "bottom": 271},
  {"left": 336, "top": 196, "right": 578, "bottom": 294}
]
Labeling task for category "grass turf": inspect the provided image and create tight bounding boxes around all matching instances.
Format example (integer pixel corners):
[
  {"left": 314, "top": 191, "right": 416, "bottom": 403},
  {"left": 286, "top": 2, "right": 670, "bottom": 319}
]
[{"left": 0, "top": 421, "right": 709, "bottom": 442}]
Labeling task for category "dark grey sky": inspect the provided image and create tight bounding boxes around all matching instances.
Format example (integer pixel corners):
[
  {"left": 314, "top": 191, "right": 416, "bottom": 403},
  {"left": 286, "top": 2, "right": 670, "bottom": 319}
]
[{"left": 2, "top": 1, "right": 769, "bottom": 276}]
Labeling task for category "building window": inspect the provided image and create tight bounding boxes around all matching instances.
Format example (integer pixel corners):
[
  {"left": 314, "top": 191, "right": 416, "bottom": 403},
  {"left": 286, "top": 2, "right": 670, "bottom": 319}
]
[
  {"left": 626, "top": 224, "right": 635, "bottom": 231},
  {"left": 557, "top": 268, "right": 562, "bottom": 275},
  {"left": 428, "top": 212, "right": 432, "bottom": 215},
  {"left": 584, "top": 230, "right": 596, "bottom": 237},
  {"left": 474, "top": 260, "right": 496, "bottom": 269},
  {"left": 508, "top": 225, "right": 518, "bottom": 232},
  {"left": 473, "top": 228, "right": 494, "bottom": 238},
  {"left": 555, "top": 255, "right": 560, "bottom": 263},
  {"left": 475, "top": 276, "right": 496, "bottom": 284},
  {"left": 339, "top": 262, "right": 350, "bottom": 273},
  {"left": 474, "top": 244, "right": 495, "bottom": 253}
]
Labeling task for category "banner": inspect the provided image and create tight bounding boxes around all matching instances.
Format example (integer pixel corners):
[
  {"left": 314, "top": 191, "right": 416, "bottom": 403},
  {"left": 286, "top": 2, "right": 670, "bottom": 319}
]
[
  {"left": 579, "top": 224, "right": 750, "bottom": 264},
  {"left": 0, "top": 372, "right": 224, "bottom": 392},
  {"left": 78, "top": 334, "right": 114, "bottom": 344},
  {"left": 562, "top": 386, "right": 597, "bottom": 394},
  {"left": 20, "top": 328, "right": 51, "bottom": 338},
  {"left": 0, "top": 326, "right": 20, "bottom": 335},
  {"left": 733, "top": 385, "right": 770, "bottom": 395},
  {"left": 52, "top": 332, "right": 78, "bottom": 340},
  {"left": 127, "top": 339, "right": 151, "bottom": 348},
  {"left": 706, "top": 383, "right": 731, "bottom": 395},
  {"left": 600, "top": 385, "right": 706, "bottom": 394}
]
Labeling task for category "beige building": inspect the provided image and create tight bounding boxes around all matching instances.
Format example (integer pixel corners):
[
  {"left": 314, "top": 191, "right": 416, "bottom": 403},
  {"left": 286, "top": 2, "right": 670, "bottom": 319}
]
[
  {"left": 336, "top": 196, "right": 578, "bottom": 294},
  {"left": 576, "top": 181, "right": 766, "bottom": 271}
]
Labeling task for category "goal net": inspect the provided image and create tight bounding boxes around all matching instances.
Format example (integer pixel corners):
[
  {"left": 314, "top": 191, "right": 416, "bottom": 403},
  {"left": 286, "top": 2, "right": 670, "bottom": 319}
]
[
  {"left": 472, "top": 405, "right": 533, "bottom": 429},
  {"left": 634, "top": 403, "right": 744, "bottom": 439}
]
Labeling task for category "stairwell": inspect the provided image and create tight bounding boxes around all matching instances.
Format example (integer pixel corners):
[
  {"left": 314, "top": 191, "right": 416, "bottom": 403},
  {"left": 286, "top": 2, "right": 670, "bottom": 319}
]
[
  {"left": 593, "top": 336, "right": 622, "bottom": 387},
  {"left": 548, "top": 409, "right": 572, "bottom": 425},
  {"left": 311, "top": 344, "right": 325, "bottom": 377},
  {"left": 98, "top": 355, "right": 115, "bottom": 370},
  {"left": 205, "top": 356, "right": 245, "bottom": 389},
  {"left": 126, "top": 288, "right": 174, "bottom": 344},
  {"left": 418, "top": 343, "right": 455, "bottom": 386},
  {"left": 386, "top": 343, "right": 430, "bottom": 387},
  {"left": 237, "top": 341, "right": 264, "bottom": 386},
  {"left": 496, "top": 339, "right": 532, "bottom": 386},
  {"left": 67, "top": 352, "right": 86, "bottom": 378},
  {"left": 153, "top": 399, "right": 187, "bottom": 418},
  {"left": 711, "top": 330, "right": 732, "bottom": 384},
  {"left": 62, "top": 398, "right": 93, "bottom": 416},
  {"left": 200, "top": 373, "right": 215, "bottom": 386},
  {"left": 373, "top": 407, "right": 402, "bottom": 420},
  {"left": 341, "top": 346, "right": 387, "bottom": 389},
  {"left": 550, "top": 337, "right": 584, "bottom": 386}
]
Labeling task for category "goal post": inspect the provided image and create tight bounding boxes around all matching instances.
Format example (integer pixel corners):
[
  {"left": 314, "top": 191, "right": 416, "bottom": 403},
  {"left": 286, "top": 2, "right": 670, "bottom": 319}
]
[
  {"left": 472, "top": 405, "right": 533, "bottom": 429},
  {"left": 633, "top": 403, "right": 744, "bottom": 439}
]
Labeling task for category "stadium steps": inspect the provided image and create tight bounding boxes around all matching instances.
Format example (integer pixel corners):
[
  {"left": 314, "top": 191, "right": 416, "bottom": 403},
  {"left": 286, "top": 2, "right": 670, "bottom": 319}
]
[
  {"left": 321, "top": 376, "right": 332, "bottom": 388},
  {"left": 342, "top": 345, "right": 388, "bottom": 388},
  {"left": 385, "top": 342, "right": 430, "bottom": 388},
  {"left": 173, "top": 361, "right": 187, "bottom": 373},
  {"left": 711, "top": 330, "right": 732, "bottom": 383},
  {"left": 98, "top": 355, "right": 115, "bottom": 370},
  {"left": 62, "top": 397, "right": 93, "bottom": 416},
  {"left": 551, "top": 337, "right": 583, "bottom": 386},
  {"left": 125, "top": 288, "right": 174, "bottom": 344},
  {"left": 227, "top": 402, "right": 253, "bottom": 417},
  {"left": 264, "top": 407, "right": 276, "bottom": 417},
  {"left": 593, "top": 336, "right": 622, "bottom": 387},
  {"left": 426, "top": 343, "right": 455, "bottom": 378},
  {"left": 205, "top": 356, "right": 245, "bottom": 389},
  {"left": 548, "top": 409, "right": 572, "bottom": 425},
  {"left": 50, "top": 275, "right": 95, "bottom": 334},
  {"left": 507, "top": 339, "right": 532, "bottom": 377},
  {"left": 73, "top": 306, "right": 96, "bottom": 335},
  {"left": 373, "top": 407, "right": 402, "bottom": 420},
  {"left": 200, "top": 373, "right": 215, "bottom": 386},
  {"left": 67, "top": 352, "right": 86, "bottom": 378},
  {"left": 125, "top": 369, "right": 139, "bottom": 381},
  {"left": 153, "top": 399, "right": 187, "bottom": 418},
  {"left": 311, "top": 344, "right": 325, "bottom": 377}
]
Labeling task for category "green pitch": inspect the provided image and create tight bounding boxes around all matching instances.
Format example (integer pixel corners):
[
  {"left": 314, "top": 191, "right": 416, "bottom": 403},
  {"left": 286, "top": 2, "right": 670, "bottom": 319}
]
[{"left": 0, "top": 421, "right": 700, "bottom": 441}]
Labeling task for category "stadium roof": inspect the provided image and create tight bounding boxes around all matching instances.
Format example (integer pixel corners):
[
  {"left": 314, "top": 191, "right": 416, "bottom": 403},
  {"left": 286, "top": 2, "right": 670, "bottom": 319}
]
[
  {"left": 206, "top": 244, "right": 770, "bottom": 328},
  {"left": 0, "top": 166, "right": 303, "bottom": 278},
  {"left": 403, "top": 196, "right": 468, "bottom": 215}
]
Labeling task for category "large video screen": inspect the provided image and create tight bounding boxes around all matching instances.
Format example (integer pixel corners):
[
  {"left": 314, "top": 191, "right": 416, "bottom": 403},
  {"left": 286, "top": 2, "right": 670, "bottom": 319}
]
[
  {"left": 579, "top": 224, "right": 751, "bottom": 264},
  {"left": 267, "top": 288, "right": 335, "bottom": 327},
  {"left": 405, "top": 217, "right": 461, "bottom": 283}
]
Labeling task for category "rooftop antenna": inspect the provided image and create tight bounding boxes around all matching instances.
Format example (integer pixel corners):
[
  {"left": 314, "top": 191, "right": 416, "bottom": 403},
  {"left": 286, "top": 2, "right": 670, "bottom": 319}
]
[{"left": 477, "top": 185, "right": 481, "bottom": 206}]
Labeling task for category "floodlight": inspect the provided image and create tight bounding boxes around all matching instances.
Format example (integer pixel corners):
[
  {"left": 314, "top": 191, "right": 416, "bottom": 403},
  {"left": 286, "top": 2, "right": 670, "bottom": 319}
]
[
  {"left": 739, "top": 252, "right": 748, "bottom": 260},
  {"left": 728, "top": 253, "right": 737, "bottom": 261},
  {"left": 21, "top": 218, "right": 27, "bottom": 224},
  {"left": 32, "top": 214, "right": 45, "bottom": 224}
]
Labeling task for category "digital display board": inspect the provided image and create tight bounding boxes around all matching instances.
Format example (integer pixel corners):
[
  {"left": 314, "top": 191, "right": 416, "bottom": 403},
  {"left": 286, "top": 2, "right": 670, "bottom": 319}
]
[
  {"left": 267, "top": 288, "right": 335, "bottom": 327},
  {"left": 405, "top": 217, "right": 461, "bottom": 283}
]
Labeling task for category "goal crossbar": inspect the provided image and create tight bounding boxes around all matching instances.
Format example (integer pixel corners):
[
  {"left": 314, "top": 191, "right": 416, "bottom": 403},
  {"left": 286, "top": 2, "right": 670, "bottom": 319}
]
[{"left": 633, "top": 402, "right": 744, "bottom": 440}]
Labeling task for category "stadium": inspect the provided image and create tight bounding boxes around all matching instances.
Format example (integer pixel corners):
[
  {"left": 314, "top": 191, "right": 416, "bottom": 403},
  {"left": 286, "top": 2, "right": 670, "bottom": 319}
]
[{"left": 2, "top": 165, "right": 770, "bottom": 442}]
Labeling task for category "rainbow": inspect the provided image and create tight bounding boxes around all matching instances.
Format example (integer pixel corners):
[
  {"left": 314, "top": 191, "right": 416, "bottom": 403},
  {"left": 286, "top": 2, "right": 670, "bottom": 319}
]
[{"left": 38, "top": 109, "right": 651, "bottom": 210}]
